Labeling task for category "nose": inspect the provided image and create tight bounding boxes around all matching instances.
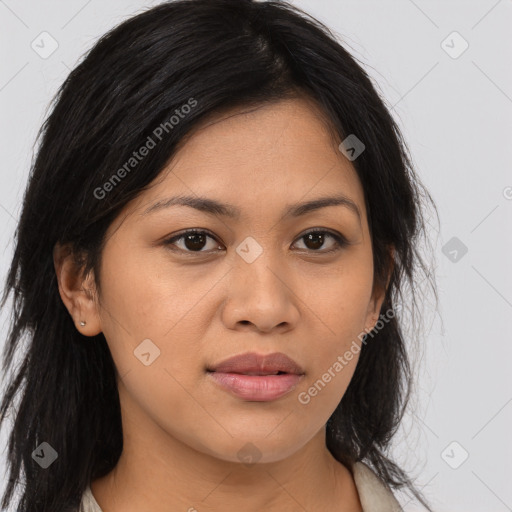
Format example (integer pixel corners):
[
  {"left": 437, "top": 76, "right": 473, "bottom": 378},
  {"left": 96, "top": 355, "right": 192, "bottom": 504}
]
[{"left": 221, "top": 252, "right": 300, "bottom": 334}]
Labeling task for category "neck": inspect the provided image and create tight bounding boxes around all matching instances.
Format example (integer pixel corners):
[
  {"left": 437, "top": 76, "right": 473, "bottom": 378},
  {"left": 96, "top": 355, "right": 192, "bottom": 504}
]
[{"left": 90, "top": 382, "right": 362, "bottom": 512}]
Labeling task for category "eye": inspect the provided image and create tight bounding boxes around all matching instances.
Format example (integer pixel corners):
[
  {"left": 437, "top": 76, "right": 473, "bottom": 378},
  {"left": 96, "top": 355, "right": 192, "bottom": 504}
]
[
  {"left": 163, "top": 229, "right": 222, "bottom": 254},
  {"left": 292, "top": 228, "right": 348, "bottom": 254},
  {"left": 163, "top": 227, "right": 348, "bottom": 255}
]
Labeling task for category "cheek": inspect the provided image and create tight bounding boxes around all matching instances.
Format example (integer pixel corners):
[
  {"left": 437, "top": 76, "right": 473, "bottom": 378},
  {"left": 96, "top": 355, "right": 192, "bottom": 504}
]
[
  {"left": 308, "top": 263, "right": 373, "bottom": 342},
  {"left": 117, "top": 361, "right": 217, "bottom": 453},
  {"left": 297, "top": 284, "right": 366, "bottom": 416},
  {"left": 297, "top": 259, "right": 372, "bottom": 401},
  {"left": 97, "top": 248, "right": 211, "bottom": 393},
  {"left": 98, "top": 240, "right": 195, "bottom": 338},
  {"left": 292, "top": 348, "right": 360, "bottom": 438}
]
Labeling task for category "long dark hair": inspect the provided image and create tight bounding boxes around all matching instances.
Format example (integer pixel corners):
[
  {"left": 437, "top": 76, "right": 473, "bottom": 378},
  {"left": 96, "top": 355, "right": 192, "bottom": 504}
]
[{"left": 0, "top": 0, "right": 439, "bottom": 510}]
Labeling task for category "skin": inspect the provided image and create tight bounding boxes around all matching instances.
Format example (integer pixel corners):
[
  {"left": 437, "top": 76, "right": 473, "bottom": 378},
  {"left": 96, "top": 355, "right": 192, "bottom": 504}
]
[{"left": 54, "top": 96, "right": 391, "bottom": 512}]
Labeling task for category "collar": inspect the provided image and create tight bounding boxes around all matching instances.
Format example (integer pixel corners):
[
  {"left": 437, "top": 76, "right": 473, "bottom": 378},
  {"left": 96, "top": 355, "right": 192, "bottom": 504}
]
[{"left": 351, "top": 461, "right": 403, "bottom": 511}]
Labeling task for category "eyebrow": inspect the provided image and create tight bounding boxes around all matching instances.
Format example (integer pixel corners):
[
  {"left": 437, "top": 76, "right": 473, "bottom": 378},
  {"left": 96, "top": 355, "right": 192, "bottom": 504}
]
[{"left": 141, "top": 194, "right": 361, "bottom": 222}]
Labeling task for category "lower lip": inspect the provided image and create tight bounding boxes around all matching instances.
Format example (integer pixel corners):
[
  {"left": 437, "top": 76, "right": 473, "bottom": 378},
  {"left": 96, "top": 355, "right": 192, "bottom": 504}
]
[{"left": 207, "top": 372, "right": 304, "bottom": 401}]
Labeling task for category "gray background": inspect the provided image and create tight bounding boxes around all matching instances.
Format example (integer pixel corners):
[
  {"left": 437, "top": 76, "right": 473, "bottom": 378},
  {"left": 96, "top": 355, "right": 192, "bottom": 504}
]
[{"left": 1, "top": 1, "right": 511, "bottom": 510}]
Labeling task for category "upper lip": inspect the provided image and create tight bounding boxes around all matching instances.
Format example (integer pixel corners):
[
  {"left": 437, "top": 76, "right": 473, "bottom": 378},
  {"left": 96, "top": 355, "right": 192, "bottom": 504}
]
[{"left": 208, "top": 352, "right": 305, "bottom": 375}]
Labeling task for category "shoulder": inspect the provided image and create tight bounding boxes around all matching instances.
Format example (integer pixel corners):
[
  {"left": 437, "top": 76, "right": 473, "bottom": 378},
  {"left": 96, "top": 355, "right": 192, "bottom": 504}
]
[
  {"left": 350, "top": 461, "right": 403, "bottom": 512},
  {"left": 79, "top": 485, "right": 103, "bottom": 512}
]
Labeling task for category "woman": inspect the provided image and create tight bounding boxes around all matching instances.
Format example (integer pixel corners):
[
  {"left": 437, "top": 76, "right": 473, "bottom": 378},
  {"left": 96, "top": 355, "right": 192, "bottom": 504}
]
[{"left": 0, "top": 0, "right": 438, "bottom": 510}]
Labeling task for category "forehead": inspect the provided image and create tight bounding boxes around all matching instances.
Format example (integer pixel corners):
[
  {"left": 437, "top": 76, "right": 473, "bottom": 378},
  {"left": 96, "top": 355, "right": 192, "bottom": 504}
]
[
  {"left": 125, "top": 97, "right": 367, "bottom": 225},
  {"left": 166, "top": 97, "right": 344, "bottom": 180}
]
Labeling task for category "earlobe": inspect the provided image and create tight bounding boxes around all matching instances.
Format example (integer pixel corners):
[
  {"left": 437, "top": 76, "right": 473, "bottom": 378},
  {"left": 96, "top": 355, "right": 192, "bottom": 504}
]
[{"left": 53, "top": 242, "right": 102, "bottom": 336}]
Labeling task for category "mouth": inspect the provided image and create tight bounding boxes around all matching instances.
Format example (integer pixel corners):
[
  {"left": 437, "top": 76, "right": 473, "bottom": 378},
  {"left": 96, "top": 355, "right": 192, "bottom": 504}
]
[
  {"left": 207, "top": 351, "right": 305, "bottom": 376},
  {"left": 206, "top": 371, "right": 304, "bottom": 401},
  {"left": 206, "top": 352, "right": 305, "bottom": 401},
  {"left": 223, "top": 371, "right": 287, "bottom": 376}
]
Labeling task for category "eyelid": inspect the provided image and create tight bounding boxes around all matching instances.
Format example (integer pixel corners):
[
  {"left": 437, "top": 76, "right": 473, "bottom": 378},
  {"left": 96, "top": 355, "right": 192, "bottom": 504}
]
[
  {"left": 163, "top": 227, "right": 349, "bottom": 255},
  {"left": 163, "top": 228, "right": 222, "bottom": 255},
  {"left": 294, "top": 228, "right": 349, "bottom": 254}
]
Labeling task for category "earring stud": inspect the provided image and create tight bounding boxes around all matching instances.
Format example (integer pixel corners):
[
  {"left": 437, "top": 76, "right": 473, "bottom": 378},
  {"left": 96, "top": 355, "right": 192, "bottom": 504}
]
[{"left": 80, "top": 321, "right": 86, "bottom": 326}]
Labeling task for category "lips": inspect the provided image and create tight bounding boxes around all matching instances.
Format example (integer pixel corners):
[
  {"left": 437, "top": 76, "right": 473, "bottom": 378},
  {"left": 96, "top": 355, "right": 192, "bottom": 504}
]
[
  {"left": 207, "top": 351, "right": 305, "bottom": 376},
  {"left": 206, "top": 352, "right": 305, "bottom": 401}
]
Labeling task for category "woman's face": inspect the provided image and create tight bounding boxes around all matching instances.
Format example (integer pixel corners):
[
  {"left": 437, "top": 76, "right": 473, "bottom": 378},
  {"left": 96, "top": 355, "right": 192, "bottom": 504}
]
[{"left": 87, "top": 97, "right": 386, "bottom": 464}]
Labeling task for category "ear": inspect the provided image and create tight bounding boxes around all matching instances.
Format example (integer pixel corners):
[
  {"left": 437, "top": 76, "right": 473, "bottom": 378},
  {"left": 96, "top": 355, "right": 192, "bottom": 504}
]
[
  {"left": 53, "top": 242, "right": 102, "bottom": 336},
  {"left": 364, "top": 245, "right": 395, "bottom": 332}
]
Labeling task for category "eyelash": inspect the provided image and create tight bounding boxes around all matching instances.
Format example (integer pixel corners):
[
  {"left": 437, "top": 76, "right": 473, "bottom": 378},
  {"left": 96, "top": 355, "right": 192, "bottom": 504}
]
[{"left": 163, "top": 228, "right": 348, "bottom": 256}]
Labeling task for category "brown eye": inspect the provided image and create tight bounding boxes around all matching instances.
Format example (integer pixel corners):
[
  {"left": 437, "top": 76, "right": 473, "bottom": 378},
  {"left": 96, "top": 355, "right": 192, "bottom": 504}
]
[
  {"left": 293, "top": 229, "right": 348, "bottom": 253},
  {"left": 163, "top": 228, "right": 347, "bottom": 256},
  {"left": 164, "top": 229, "right": 222, "bottom": 253}
]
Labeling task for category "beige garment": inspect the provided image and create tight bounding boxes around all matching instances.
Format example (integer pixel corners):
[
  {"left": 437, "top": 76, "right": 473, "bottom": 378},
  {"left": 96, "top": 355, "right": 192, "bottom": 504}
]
[{"left": 79, "top": 461, "right": 402, "bottom": 511}]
